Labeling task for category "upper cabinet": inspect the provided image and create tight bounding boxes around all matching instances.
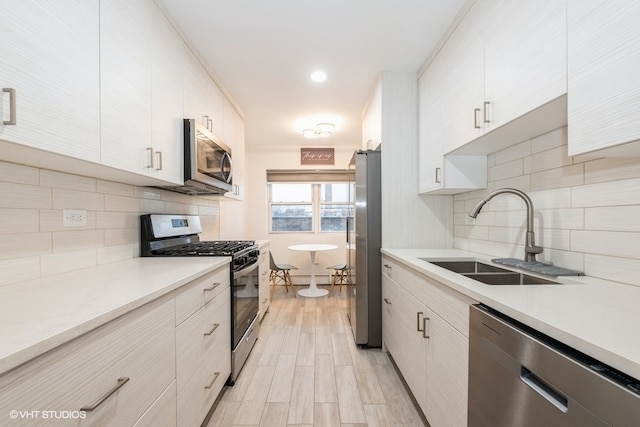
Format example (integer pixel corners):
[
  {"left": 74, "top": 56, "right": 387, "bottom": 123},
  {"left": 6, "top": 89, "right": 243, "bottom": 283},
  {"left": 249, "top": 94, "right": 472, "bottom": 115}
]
[
  {"left": 0, "top": 0, "right": 100, "bottom": 162},
  {"left": 361, "top": 82, "right": 382, "bottom": 150},
  {"left": 100, "top": 0, "right": 183, "bottom": 185},
  {"left": 567, "top": 0, "right": 640, "bottom": 157}
]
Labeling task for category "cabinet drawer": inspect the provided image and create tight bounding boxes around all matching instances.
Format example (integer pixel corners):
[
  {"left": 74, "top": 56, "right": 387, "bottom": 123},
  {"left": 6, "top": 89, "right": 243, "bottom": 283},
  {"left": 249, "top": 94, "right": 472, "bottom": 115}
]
[
  {"left": 133, "top": 380, "right": 176, "bottom": 427},
  {"left": 177, "top": 332, "right": 231, "bottom": 427},
  {"left": 176, "top": 287, "right": 230, "bottom": 394},
  {"left": 175, "top": 265, "right": 229, "bottom": 325},
  {"left": 0, "top": 294, "right": 175, "bottom": 427},
  {"left": 383, "top": 257, "right": 475, "bottom": 337}
]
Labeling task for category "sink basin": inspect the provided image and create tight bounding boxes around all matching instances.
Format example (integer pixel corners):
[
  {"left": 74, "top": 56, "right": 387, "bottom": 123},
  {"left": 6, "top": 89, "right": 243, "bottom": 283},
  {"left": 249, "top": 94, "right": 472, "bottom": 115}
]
[
  {"left": 422, "top": 259, "right": 510, "bottom": 274},
  {"left": 421, "top": 258, "right": 560, "bottom": 285},
  {"left": 462, "top": 272, "right": 559, "bottom": 285}
]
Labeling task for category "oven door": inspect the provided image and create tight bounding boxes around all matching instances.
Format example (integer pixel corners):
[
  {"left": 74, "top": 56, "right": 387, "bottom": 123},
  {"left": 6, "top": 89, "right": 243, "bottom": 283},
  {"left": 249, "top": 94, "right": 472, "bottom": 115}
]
[{"left": 231, "top": 259, "right": 259, "bottom": 349}]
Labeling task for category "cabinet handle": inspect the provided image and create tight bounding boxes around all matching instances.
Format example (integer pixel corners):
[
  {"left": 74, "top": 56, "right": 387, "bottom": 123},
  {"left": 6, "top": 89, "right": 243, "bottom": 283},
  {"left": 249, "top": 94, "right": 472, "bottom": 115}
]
[
  {"left": 233, "top": 184, "right": 240, "bottom": 196},
  {"left": 203, "top": 282, "right": 221, "bottom": 292},
  {"left": 203, "top": 115, "right": 209, "bottom": 128},
  {"left": 204, "top": 323, "right": 220, "bottom": 336},
  {"left": 435, "top": 167, "right": 442, "bottom": 184},
  {"left": 473, "top": 108, "right": 481, "bottom": 129},
  {"left": 155, "top": 151, "right": 163, "bottom": 171},
  {"left": 208, "top": 118, "right": 213, "bottom": 131},
  {"left": 417, "top": 312, "right": 424, "bottom": 332},
  {"left": 422, "top": 317, "right": 430, "bottom": 339},
  {"left": 483, "top": 101, "right": 491, "bottom": 123},
  {"left": 383, "top": 298, "right": 392, "bottom": 305},
  {"left": 80, "top": 377, "right": 130, "bottom": 412},
  {"left": 2, "top": 88, "right": 16, "bottom": 125},
  {"left": 146, "top": 147, "right": 154, "bottom": 168},
  {"left": 204, "top": 372, "right": 220, "bottom": 390}
]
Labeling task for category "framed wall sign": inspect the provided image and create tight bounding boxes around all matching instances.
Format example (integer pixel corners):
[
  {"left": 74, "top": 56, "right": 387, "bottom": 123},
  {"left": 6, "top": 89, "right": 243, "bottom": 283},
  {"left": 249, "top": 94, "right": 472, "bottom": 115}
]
[{"left": 300, "top": 147, "right": 334, "bottom": 165}]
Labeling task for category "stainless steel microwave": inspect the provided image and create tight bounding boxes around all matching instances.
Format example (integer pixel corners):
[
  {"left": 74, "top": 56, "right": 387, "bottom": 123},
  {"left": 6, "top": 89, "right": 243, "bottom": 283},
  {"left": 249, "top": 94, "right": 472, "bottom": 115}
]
[{"left": 158, "top": 119, "right": 233, "bottom": 195}]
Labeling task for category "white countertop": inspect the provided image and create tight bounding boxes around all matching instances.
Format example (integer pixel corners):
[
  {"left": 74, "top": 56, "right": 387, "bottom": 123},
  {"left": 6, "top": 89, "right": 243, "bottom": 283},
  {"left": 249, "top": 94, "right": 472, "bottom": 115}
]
[
  {"left": 382, "top": 248, "right": 640, "bottom": 380},
  {"left": 0, "top": 257, "right": 229, "bottom": 375}
]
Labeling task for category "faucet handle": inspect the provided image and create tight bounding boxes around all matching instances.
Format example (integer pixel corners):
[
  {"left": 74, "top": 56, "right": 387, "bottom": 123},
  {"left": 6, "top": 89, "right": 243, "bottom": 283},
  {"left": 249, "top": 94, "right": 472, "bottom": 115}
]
[{"left": 525, "top": 245, "right": 544, "bottom": 255}]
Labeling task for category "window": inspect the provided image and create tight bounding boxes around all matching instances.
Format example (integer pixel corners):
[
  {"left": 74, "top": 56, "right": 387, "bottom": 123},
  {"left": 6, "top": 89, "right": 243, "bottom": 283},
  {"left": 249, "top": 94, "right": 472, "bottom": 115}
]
[{"left": 269, "top": 182, "right": 350, "bottom": 233}]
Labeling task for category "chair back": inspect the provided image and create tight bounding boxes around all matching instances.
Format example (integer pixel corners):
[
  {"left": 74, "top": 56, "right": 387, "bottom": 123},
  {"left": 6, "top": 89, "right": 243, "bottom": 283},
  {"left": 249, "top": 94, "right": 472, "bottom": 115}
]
[{"left": 269, "top": 251, "right": 278, "bottom": 270}]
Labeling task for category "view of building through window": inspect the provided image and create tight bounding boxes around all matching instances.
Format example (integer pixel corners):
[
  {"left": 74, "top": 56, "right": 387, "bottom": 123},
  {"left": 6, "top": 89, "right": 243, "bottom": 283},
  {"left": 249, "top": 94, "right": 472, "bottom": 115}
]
[{"left": 270, "top": 183, "right": 350, "bottom": 232}]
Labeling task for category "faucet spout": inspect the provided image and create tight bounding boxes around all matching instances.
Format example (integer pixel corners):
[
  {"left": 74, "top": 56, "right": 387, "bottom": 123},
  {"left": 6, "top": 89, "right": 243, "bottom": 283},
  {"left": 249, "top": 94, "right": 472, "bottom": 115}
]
[{"left": 468, "top": 188, "right": 543, "bottom": 263}]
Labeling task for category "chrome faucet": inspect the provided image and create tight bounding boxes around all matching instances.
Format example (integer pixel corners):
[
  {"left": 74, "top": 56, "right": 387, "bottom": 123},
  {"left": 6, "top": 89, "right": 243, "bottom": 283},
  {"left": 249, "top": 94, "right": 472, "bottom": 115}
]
[{"left": 468, "top": 188, "right": 543, "bottom": 263}]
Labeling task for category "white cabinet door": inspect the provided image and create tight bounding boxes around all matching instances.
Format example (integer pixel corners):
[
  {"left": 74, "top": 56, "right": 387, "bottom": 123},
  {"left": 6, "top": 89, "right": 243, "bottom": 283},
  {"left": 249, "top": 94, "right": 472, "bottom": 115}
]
[
  {"left": 484, "top": 0, "right": 566, "bottom": 132},
  {"left": 183, "top": 51, "right": 210, "bottom": 126},
  {"left": 441, "top": 0, "right": 485, "bottom": 153},
  {"left": 0, "top": 0, "right": 100, "bottom": 161},
  {"left": 151, "top": 4, "right": 184, "bottom": 184},
  {"left": 222, "top": 99, "right": 245, "bottom": 199},
  {"left": 424, "top": 307, "right": 469, "bottom": 427},
  {"left": 381, "top": 273, "right": 427, "bottom": 413},
  {"left": 418, "top": 57, "right": 445, "bottom": 194},
  {"left": 100, "top": 0, "right": 153, "bottom": 176},
  {"left": 567, "top": 0, "right": 640, "bottom": 156}
]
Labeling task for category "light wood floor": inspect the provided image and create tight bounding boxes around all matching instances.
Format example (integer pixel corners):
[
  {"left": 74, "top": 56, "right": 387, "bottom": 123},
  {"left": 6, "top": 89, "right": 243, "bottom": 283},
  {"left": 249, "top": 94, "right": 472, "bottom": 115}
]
[{"left": 206, "top": 285, "right": 426, "bottom": 427}]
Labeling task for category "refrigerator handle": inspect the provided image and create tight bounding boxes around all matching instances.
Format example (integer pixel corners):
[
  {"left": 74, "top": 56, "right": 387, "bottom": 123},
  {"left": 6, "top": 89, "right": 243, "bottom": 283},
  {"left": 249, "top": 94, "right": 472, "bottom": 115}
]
[{"left": 345, "top": 216, "right": 349, "bottom": 242}]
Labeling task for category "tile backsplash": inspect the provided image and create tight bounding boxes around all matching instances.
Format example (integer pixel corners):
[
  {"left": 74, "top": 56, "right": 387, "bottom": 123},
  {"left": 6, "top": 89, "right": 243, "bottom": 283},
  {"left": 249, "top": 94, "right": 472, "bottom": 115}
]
[
  {"left": 0, "top": 161, "right": 220, "bottom": 286},
  {"left": 454, "top": 127, "right": 640, "bottom": 287}
]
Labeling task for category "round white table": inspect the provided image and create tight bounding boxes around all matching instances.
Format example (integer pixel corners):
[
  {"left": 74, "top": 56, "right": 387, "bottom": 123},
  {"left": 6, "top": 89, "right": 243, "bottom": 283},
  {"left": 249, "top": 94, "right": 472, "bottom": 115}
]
[{"left": 288, "top": 244, "right": 339, "bottom": 297}]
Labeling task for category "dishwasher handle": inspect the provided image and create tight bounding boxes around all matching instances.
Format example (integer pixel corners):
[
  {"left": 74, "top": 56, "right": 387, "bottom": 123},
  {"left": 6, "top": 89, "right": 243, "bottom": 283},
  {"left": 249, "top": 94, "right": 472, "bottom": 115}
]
[{"left": 521, "top": 366, "right": 568, "bottom": 413}]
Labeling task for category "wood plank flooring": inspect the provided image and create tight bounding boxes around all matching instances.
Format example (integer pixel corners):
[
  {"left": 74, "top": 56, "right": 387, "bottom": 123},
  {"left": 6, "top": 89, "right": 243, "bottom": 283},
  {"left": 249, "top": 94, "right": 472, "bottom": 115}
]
[{"left": 206, "top": 286, "right": 426, "bottom": 427}]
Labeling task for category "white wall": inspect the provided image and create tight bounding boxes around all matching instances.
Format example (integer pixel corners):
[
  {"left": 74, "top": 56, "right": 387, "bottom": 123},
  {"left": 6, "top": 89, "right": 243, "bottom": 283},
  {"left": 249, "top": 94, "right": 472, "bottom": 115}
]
[
  {"left": 455, "top": 126, "right": 640, "bottom": 287},
  {"left": 0, "top": 160, "right": 221, "bottom": 287},
  {"left": 245, "top": 145, "right": 358, "bottom": 284}
]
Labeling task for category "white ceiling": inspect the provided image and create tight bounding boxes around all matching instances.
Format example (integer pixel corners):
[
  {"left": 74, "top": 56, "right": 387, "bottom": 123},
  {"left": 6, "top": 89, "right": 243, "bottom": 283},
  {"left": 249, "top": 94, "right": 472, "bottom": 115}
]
[{"left": 160, "top": 0, "right": 465, "bottom": 148}]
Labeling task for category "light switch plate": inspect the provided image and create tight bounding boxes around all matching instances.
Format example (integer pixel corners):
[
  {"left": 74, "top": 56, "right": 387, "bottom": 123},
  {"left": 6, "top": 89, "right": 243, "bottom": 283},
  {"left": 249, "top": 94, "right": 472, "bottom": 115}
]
[{"left": 63, "top": 209, "right": 87, "bottom": 227}]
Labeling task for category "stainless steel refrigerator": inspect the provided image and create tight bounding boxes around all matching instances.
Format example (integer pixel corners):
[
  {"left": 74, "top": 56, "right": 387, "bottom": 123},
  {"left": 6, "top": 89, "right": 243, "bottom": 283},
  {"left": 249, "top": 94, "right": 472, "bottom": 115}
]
[{"left": 347, "top": 149, "right": 382, "bottom": 347}]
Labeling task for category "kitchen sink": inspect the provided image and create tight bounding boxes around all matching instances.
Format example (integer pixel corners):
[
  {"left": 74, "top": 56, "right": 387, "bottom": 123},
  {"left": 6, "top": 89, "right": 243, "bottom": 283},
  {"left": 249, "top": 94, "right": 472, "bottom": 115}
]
[{"left": 420, "top": 258, "right": 560, "bottom": 285}]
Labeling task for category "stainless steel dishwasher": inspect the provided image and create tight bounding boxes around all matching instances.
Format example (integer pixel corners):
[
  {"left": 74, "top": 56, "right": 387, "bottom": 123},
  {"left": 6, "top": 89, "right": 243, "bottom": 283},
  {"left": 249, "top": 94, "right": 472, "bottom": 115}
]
[{"left": 469, "top": 304, "right": 640, "bottom": 426}]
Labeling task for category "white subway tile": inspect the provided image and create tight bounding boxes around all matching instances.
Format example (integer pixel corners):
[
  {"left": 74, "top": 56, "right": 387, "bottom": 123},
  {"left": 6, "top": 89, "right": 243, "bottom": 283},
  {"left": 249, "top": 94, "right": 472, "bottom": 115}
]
[
  {"left": 544, "top": 249, "right": 584, "bottom": 273},
  {"left": 487, "top": 226, "right": 523, "bottom": 244},
  {"left": 96, "top": 211, "right": 137, "bottom": 229},
  {"left": 467, "top": 239, "right": 495, "bottom": 257},
  {"left": 97, "top": 180, "right": 136, "bottom": 196},
  {"left": 104, "top": 228, "right": 137, "bottom": 246},
  {"left": 539, "top": 229, "right": 571, "bottom": 251},
  {"left": 584, "top": 157, "right": 640, "bottom": 184},
  {"left": 0, "top": 183, "right": 51, "bottom": 209},
  {"left": 52, "top": 230, "right": 104, "bottom": 252},
  {"left": 0, "top": 233, "right": 51, "bottom": 259},
  {"left": 105, "top": 194, "right": 139, "bottom": 212},
  {"left": 531, "top": 127, "right": 567, "bottom": 153},
  {"left": 0, "top": 161, "right": 39, "bottom": 185},
  {"left": 0, "top": 257, "right": 41, "bottom": 287},
  {"left": 491, "top": 175, "right": 531, "bottom": 192},
  {"left": 524, "top": 146, "right": 572, "bottom": 174},
  {"left": 571, "top": 230, "right": 640, "bottom": 258},
  {"left": 134, "top": 187, "right": 162, "bottom": 200},
  {"left": 453, "top": 237, "right": 470, "bottom": 251},
  {"left": 493, "top": 242, "right": 525, "bottom": 259},
  {"left": 140, "top": 198, "right": 165, "bottom": 213},
  {"left": 0, "top": 209, "right": 39, "bottom": 234},
  {"left": 198, "top": 204, "right": 220, "bottom": 216},
  {"left": 585, "top": 206, "right": 640, "bottom": 232},
  {"left": 584, "top": 254, "right": 639, "bottom": 286},
  {"left": 40, "top": 170, "right": 96, "bottom": 192},
  {"left": 571, "top": 178, "right": 640, "bottom": 208},
  {"left": 531, "top": 164, "right": 584, "bottom": 191},
  {"left": 52, "top": 188, "right": 104, "bottom": 210},
  {"left": 529, "top": 188, "right": 572, "bottom": 210},
  {"left": 494, "top": 140, "right": 531, "bottom": 165},
  {"left": 489, "top": 159, "right": 523, "bottom": 181},
  {"left": 537, "top": 208, "right": 584, "bottom": 230},
  {"left": 453, "top": 200, "right": 466, "bottom": 213},
  {"left": 493, "top": 210, "right": 527, "bottom": 227}
]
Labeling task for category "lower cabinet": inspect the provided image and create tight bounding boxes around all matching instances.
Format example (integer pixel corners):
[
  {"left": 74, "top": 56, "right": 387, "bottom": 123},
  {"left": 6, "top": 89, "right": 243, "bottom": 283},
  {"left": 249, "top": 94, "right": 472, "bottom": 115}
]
[
  {"left": 258, "top": 243, "right": 271, "bottom": 320},
  {"left": 382, "top": 256, "right": 473, "bottom": 427},
  {"left": 0, "top": 264, "right": 231, "bottom": 427}
]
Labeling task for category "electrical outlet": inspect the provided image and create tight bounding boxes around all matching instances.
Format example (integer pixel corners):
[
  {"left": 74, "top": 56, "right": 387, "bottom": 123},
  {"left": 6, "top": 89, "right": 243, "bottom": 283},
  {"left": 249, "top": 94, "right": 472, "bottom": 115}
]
[{"left": 63, "top": 209, "right": 87, "bottom": 227}]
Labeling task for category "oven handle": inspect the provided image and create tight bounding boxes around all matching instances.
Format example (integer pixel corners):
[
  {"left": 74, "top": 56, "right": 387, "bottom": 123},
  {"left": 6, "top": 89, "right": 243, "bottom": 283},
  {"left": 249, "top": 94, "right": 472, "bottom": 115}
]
[{"left": 234, "top": 259, "right": 259, "bottom": 278}]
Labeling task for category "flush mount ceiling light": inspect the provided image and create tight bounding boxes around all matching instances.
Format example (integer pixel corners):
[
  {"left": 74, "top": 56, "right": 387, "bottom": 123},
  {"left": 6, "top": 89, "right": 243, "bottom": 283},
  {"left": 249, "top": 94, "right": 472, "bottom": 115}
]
[
  {"left": 302, "top": 122, "right": 335, "bottom": 138},
  {"left": 310, "top": 70, "right": 327, "bottom": 82}
]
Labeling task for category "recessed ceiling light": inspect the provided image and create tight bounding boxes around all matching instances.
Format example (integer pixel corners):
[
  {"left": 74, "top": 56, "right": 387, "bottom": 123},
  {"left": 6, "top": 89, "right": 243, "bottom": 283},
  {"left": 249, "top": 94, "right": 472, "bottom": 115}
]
[{"left": 310, "top": 70, "right": 327, "bottom": 82}]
